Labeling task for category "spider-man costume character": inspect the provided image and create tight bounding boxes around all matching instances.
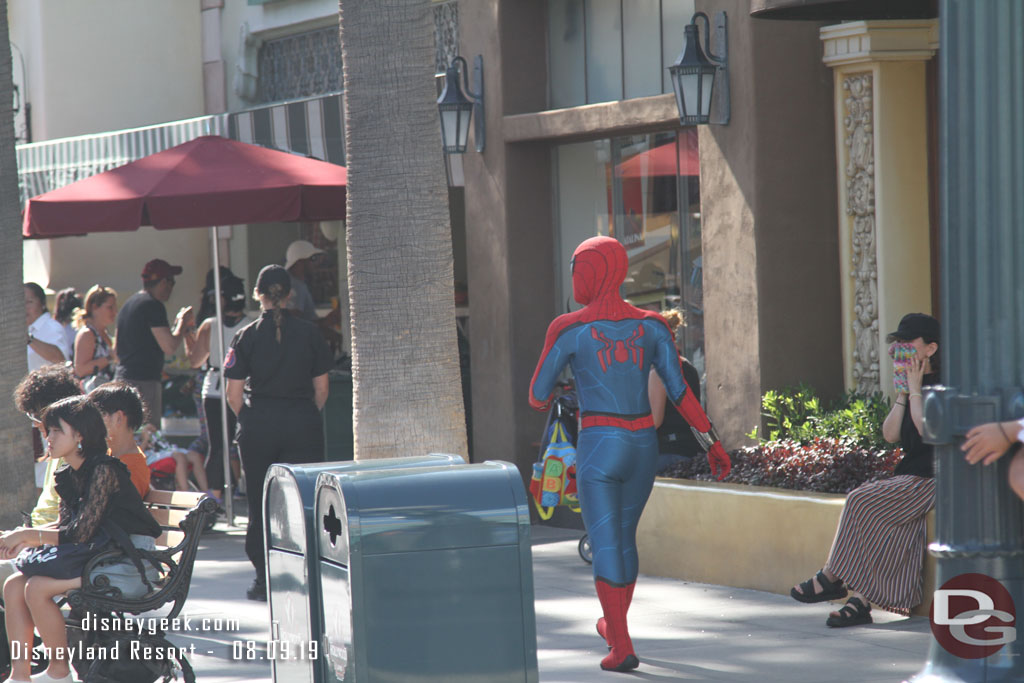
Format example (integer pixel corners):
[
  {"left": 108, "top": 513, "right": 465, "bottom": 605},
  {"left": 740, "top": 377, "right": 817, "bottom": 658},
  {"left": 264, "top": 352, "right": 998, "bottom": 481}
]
[{"left": 529, "top": 236, "right": 730, "bottom": 672}]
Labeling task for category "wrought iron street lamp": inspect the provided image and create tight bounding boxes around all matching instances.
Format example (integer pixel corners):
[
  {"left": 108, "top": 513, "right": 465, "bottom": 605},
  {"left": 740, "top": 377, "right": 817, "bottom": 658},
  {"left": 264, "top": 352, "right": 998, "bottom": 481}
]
[
  {"left": 437, "top": 55, "right": 485, "bottom": 154},
  {"left": 668, "top": 12, "right": 729, "bottom": 126},
  {"left": 910, "top": 1, "right": 1024, "bottom": 679}
]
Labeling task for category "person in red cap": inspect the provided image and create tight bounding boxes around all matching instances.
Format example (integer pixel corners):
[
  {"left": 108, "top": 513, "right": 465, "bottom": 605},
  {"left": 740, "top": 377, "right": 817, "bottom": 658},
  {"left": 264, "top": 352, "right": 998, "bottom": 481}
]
[{"left": 114, "top": 259, "right": 195, "bottom": 426}]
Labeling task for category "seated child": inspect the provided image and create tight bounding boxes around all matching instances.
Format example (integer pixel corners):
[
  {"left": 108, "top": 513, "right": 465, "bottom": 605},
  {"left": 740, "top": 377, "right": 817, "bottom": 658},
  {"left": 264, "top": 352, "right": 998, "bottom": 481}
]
[{"left": 137, "top": 424, "right": 213, "bottom": 498}]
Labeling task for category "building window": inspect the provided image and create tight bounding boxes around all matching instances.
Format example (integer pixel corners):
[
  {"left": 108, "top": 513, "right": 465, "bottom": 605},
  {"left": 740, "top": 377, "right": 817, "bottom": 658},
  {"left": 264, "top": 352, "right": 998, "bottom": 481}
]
[
  {"left": 434, "top": 0, "right": 460, "bottom": 76},
  {"left": 256, "top": 4, "right": 458, "bottom": 103},
  {"left": 547, "top": 0, "right": 694, "bottom": 109},
  {"left": 553, "top": 128, "right": 705, "bottom": 372},
  {"left": 257, "top": 26, "right": 344, "bottom": 103}
]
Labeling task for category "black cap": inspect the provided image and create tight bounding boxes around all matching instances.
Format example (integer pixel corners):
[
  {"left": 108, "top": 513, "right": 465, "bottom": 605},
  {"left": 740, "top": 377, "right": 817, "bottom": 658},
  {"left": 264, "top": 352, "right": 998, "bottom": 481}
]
[
  {"left": 221, "top": 276, "right": 246, "bottom": 311},
  {"left": 221, "top": 276, "right": 245, "bottom": 301},
  {"left": 255, "top": 265, "right": 291, "bottom": 297},
  {"left": 204, "top": 266, "right": 237, "bottom": 292},
  {"left": 886, "top": 313, "right": 940, "bottom": 343}
]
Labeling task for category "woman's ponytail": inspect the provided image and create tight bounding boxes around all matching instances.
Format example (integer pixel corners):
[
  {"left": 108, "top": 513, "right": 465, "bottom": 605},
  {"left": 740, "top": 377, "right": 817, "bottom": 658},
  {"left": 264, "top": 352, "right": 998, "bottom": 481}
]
[{"left": 267, "top": 283, "right": 287, "bottom": 342}]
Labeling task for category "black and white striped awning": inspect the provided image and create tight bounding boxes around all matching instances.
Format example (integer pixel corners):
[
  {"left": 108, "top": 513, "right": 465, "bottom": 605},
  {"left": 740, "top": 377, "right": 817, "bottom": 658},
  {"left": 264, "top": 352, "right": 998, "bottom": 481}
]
[
  {"left": 17, "top": 91, "right": 462, "bottom": 208},
  {"left": 16, "top": 115, "right": 224, "bottom": 205},
  {"left": 228, "top": 92, "right": 346, "bottom": 165}
]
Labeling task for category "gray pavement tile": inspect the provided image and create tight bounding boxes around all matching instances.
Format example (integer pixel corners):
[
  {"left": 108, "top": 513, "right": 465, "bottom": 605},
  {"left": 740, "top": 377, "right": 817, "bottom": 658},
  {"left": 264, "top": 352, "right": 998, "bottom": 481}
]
[
  {"left": 164, "top": 521, "right": 273, "bottom": 682},
  {"left": 160, "top": 519, "right": 930, "bottom": 682}
]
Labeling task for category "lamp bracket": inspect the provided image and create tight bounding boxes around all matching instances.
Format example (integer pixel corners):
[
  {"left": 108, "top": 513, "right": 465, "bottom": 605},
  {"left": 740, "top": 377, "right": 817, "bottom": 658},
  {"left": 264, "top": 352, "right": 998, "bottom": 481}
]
[{"left": 472, "top": 55, "right": 484, "bottom": 153}]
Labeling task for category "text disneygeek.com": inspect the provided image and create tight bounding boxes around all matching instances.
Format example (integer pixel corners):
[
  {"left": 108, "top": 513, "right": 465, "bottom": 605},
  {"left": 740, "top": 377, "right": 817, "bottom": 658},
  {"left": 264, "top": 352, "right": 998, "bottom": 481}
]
[{"left": 81, "top": 613, "right": 241, "bottom": 636}]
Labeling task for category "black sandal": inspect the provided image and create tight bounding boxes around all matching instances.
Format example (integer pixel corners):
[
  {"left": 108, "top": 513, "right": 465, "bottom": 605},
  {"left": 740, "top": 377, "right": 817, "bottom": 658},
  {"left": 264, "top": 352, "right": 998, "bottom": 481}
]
[
  {"left": 791, "top": 570, "right": 847, "bottom": 604},
  {"left": 826, "top": 597, "right": 873, "bottom": 628}
]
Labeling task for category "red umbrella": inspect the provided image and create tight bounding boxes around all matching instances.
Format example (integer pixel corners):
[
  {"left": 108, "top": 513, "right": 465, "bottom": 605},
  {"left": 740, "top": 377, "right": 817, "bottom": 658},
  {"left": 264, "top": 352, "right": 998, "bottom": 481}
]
[
  {"left": 615, "top": 130, "right": 700, "bottom": 178},
  {"left": 21, "top": 135, "right": 347, "bottom": 524},
  {"left": 23, "top": 135, "right": 347, "bottom": 237}
]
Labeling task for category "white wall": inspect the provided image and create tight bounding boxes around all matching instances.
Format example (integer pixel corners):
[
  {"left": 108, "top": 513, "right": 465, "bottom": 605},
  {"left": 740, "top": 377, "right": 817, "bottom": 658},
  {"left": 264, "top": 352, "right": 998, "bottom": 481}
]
[{"left": 8, "top": 0, "right": 205, "bottom": 139}]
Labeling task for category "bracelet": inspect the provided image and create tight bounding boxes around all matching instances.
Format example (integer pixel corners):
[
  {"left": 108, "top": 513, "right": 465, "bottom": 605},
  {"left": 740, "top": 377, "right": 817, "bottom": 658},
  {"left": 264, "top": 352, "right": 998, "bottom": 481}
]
[
  {"left": 895, "top": 401, "right": 906, "bottom": 407},
  {"left": 1000, "top": 422, "right": 1016, "bottom": 446},
  {"left": 37, "top": 530, "right": 42, "bottom": 545},
  {"left": 909, "top": 392, "right": 922, "bottom": 399}
]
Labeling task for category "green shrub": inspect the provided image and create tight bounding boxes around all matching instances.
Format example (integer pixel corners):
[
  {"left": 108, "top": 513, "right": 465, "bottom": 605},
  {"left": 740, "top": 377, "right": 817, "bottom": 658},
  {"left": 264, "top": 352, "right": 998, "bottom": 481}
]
[
  {"left": 663, "top": 384, "right": 901, "bottom": 493},
  {"left": 750, "top": 385, "right": 893, "bottom": 452}
]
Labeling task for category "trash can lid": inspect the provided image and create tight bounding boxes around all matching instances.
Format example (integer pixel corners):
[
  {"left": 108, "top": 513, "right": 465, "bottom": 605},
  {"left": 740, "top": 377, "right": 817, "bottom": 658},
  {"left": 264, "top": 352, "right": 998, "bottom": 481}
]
[
  {"left": 315, "top": 461, "right": 529, "bottom": 560},
  {"left": 265, "top": 455, "right": 465, "bottom": 551}
]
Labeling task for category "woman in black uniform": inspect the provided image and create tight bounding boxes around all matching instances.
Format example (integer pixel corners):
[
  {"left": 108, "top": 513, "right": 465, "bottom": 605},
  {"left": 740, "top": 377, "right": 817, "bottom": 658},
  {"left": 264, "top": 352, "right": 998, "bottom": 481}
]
[{"left": 224, "top": 265, "right": 333, "bottom": 601}]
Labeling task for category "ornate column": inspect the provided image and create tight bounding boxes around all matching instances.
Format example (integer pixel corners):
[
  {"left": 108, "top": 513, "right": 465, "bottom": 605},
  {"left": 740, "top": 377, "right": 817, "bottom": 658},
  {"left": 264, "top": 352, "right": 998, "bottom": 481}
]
[{"left": 821, "top": 20, "right": 938, "bottom": 394}]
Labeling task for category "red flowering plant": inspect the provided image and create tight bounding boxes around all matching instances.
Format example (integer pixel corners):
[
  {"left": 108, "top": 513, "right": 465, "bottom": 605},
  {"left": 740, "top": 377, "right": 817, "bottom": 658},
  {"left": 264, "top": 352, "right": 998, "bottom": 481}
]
[{"left": 662, "top": 385, "right": 902, "bottom": 494}]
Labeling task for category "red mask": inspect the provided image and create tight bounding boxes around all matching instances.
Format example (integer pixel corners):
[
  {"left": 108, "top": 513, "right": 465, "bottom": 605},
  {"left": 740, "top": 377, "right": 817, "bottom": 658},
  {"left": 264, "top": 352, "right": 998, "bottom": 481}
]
[{"left": 571, "top": 236, "right": 628, "bottom": 306}]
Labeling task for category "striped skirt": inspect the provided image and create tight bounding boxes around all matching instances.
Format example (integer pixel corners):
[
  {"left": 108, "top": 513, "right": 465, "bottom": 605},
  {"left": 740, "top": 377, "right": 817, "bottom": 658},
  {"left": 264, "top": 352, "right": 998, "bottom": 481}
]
[{"left": 825, "top": 474, "right": 936, "bottom": 615}]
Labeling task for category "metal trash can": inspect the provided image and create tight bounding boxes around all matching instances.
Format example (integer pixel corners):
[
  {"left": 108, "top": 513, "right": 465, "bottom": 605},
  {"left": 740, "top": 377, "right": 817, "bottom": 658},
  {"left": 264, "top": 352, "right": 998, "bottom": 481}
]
[
  {"left": 316, "top": 460, "right": 538, "bottom": 683},
  {"left": 264, "top": 455, "right": 465, "bottom": 683}
]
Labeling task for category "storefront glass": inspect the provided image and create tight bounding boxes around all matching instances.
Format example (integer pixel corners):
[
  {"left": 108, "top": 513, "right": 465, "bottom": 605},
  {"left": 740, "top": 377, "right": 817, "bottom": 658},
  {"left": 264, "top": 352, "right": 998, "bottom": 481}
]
[
  {"left": 553, "top": 129, "right": 704, "bottom": 374},
  {"left": 547, "top": 0, "right": 695, "bottom": 108}
]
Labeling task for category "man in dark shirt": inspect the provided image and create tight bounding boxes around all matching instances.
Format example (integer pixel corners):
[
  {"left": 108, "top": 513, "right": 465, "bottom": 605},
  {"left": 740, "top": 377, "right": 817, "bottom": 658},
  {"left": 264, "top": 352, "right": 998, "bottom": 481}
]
[{"left": 115, "top": 259, "right": 195, "bottom": 426}]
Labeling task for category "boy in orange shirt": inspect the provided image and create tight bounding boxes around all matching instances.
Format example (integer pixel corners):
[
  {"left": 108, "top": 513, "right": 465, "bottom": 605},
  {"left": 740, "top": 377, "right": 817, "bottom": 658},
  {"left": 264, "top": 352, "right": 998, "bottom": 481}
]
[{"left": 88, "top": 381, "right": 151, "bottom": 498}]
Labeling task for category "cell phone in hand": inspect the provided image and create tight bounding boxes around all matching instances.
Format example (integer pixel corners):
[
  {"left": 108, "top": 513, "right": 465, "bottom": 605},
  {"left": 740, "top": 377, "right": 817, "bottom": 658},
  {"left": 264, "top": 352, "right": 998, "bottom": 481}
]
[{"left": 889, "top": 342, "right": 916, "bottom": 394}]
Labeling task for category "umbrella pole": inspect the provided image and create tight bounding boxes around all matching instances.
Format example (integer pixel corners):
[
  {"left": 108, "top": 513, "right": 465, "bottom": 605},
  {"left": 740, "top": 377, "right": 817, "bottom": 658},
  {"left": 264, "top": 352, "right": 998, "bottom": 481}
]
[{"left": 210, "top": 228, "right": 235, "bottom": 526}]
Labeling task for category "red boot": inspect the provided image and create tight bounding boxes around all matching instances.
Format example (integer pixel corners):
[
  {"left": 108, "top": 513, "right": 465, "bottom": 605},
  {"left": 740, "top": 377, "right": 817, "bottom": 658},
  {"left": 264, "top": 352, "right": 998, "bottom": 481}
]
[
  {"left": 595, "top": 580, "right": 639, "bottom": 671},
  {"left": 596, "top": 581, "right": 635, "bottom": 646}
]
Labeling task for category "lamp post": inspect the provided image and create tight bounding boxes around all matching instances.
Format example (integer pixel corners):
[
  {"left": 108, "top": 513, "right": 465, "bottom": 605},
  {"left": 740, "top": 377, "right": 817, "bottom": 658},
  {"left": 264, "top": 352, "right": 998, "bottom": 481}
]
[
  {"left": 668, "top": 12, "right": 729, "bottom": 126},
  {"left": 911, "top": 1, "right": 1024, "bottom": 681},
  {"left": 437, "top": 55, "right": 484, "bottom": 154}
]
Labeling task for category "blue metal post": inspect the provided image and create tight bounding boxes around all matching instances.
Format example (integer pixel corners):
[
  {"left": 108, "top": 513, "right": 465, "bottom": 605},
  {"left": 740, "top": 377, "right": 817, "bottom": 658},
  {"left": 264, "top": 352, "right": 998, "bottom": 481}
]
[{"left": 912, "top": 2, "right": 1024, "bottom": 681}]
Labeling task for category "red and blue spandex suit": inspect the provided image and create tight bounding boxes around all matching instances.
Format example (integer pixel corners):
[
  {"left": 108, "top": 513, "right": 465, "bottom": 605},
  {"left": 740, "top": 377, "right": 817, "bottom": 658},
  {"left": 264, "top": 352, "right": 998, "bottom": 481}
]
[{"left": 529, "top": 236, "right": 730, "bottom": 672}]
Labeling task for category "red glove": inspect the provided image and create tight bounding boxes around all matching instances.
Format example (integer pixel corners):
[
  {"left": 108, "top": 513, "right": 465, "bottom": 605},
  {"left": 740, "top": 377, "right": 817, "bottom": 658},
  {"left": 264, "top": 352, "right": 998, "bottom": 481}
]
[{"left": 707, "top": 441, "right": 731, "bottom": 481}]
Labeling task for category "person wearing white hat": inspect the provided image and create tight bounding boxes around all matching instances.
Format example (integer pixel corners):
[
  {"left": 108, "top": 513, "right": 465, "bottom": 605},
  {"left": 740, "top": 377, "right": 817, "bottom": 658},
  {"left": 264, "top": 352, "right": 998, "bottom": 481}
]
[
  {"left": 284, "top": 239, "right": 325, "bottom": 321},
  {"left": 283, "top": 240, "right": 343, "bottom": 353}
]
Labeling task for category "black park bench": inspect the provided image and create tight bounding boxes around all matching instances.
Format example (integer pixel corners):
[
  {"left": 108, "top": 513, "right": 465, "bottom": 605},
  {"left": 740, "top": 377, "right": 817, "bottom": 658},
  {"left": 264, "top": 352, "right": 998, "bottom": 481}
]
[{"left": 62, "top": 489, "right": 218, "bottom": 683}]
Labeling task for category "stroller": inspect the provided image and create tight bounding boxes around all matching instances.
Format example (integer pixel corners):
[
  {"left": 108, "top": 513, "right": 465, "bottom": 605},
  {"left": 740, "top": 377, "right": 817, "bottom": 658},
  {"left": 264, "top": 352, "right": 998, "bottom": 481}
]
[{"left": 532, "top": 382, "right": 593, "bottom": 565}]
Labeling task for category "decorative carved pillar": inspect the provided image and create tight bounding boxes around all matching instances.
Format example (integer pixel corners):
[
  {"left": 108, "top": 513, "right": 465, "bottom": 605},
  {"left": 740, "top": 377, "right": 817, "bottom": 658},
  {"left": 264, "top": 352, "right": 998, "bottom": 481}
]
[
  {"left": 821, "top": 20, "right": 938, "bottom": 395},
  {"left": 843, "top": 73, "right": 879, "bottom": 393}
]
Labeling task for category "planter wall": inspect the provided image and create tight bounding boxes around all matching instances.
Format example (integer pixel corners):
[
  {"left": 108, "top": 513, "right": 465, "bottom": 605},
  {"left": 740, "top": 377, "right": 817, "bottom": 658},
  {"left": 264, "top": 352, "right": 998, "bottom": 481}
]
[{"left": 636, "top": 478, "right": 935, "bottom": 617}]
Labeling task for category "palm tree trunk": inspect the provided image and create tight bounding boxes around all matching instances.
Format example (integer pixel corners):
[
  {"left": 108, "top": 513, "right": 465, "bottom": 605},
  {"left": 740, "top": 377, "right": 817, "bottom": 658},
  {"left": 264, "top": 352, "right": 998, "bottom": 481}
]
[
  {"left": 0, "top": 0, "right": 37, "bottom": 524},
  {"left": 338, "top": 0, "right": 468, "bottom": 459}
]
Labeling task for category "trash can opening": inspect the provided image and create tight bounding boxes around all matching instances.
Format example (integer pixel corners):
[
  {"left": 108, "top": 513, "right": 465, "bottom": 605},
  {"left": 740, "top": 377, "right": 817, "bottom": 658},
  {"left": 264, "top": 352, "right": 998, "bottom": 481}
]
[{"left": 324, "top": 504, "right": 343, "bottom": 547}]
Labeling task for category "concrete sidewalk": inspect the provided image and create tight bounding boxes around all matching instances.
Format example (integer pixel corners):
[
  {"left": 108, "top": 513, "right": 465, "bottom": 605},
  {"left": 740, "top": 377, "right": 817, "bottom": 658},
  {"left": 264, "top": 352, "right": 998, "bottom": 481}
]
[{"left": 167, "top": 521, "right": 931, "bottom": 682}]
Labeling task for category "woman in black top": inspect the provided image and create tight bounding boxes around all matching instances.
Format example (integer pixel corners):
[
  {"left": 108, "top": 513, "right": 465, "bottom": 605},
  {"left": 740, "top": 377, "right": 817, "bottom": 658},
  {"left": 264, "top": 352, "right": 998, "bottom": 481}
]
[
  {"left": 648, "top": 309, "right": 703, "bottom": 474},
  {"left": 0, "top": 395, "right": 160, "bottom": 683},
  {"left": 790, "top": 313, "right": 940, "bottom": 628},
  {"left": 225, "top": 265, "right": 333, "bottom": 601}
]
